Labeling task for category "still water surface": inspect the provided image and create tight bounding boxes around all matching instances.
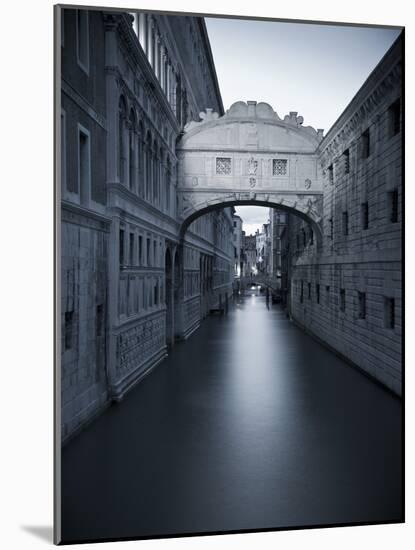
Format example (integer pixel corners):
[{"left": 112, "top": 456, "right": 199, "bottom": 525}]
[{"left": 62, "top": 292, "right": 402, "bottom": 542}]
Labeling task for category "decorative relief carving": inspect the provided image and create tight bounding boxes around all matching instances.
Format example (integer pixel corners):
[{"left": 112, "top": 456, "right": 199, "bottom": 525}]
[{"left": 247, "top": 156, "right": 258, "bottom": 175}]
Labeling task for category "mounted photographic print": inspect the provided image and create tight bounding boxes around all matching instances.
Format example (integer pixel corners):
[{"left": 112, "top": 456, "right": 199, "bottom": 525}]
[{"left": 54, "top": 3, "right": 404, "bottom": 544}]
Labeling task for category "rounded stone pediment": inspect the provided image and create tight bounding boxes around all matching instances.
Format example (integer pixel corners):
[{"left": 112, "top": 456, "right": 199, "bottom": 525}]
[{"left": 179, "top": 101, "right": 324, "bottom": 153}]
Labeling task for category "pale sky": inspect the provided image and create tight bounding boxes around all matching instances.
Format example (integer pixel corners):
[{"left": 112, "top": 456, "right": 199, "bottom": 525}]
[{"left": 205, "top": 17, "right": 401, "bottom": 235}]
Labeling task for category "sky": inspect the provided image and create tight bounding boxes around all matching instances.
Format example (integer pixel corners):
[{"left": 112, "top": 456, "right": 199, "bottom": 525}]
[{"left": 205, "top": 17, "right": 401, "bottom": 235}]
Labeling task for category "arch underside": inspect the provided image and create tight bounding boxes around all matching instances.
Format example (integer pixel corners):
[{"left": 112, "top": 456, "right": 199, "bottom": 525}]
[{"left": 178, "top": 192, "right": 324, "bottom": 243}]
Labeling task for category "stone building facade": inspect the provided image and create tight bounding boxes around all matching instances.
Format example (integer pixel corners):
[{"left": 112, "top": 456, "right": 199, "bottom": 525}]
[
  {"left": 60, "top": 8, "right": 234, "bottom": 442},
  {"left": 288, "top": 37, "right": 402, "bottom": 394}
]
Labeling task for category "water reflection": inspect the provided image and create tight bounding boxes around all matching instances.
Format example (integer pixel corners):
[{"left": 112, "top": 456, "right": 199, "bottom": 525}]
[{"left": 61, "top": 293, "right": 402, "bottom": 542}]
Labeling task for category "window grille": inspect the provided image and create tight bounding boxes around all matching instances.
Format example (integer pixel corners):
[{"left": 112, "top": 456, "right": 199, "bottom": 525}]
[
  {"left": 272, "top": 159, "right": 288, "bottom": 176},
  {"left": 216, "top": 157, "right": 231, "bottom": 175}
]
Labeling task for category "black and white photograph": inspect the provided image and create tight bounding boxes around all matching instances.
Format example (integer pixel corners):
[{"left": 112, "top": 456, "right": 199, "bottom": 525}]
[{"left": 55, "top": 2, "right": 403, "bottom": 545}]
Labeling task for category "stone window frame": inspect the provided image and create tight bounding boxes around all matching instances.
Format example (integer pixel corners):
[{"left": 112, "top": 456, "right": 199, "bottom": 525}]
[
  {"left": 361, "top": 128, "right": 370, "bottom": 159},
  {"left": 215, "top": 156, "right": 232, "bottom": 176},
  {"left": 388, "top": 97, "right": 401, "bottom": 138},
  {"left": 272, "top": 158, "right": 289, "bottom": 177},
  {"left": 316, "top": 283, "right": 320, "bottom": 304},
  {"left": 358, "top": 291, "right": 367, "bottom": 320},
  {"left": 343, "top": 148, "right": 350, "bottom": 175},
  {"left": 77, "top": 122, "right": 91, "bottom": 207},
  {"left": 76, "top": 9, "right": 90, "bottom": 75},
  {"left": 340, "top": 288, "right": 346, "bottom": 312},
  {"left": 387, "top": 189, "right": 399, "bottom": 224},
  {"left": 384, "top": 296, "right": 396, "bottom": 329},
  {"left": 361, "top": 201, "right": 369, "bottom": 230}
]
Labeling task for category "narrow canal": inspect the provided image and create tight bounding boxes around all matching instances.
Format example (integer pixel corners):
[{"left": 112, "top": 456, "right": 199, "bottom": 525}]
[{"left": 61, "top": 289, "right": 402, "bottom": 543}]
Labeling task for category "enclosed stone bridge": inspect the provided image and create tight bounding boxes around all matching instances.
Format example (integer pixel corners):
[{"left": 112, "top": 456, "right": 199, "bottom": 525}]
[{"left": 177, "top": 100, "right": 325, "bottom": 243}]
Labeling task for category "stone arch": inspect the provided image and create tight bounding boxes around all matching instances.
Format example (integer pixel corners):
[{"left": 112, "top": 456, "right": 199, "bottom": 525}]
[
  {"left": 179, "top": 198, "right": 323, "bottom": 250},
  {"left": 176, "top": 101, "right": 325, "bottom": 248}
]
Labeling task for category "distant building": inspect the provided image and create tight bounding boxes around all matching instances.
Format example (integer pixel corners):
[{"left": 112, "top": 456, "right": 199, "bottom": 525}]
[
  {"left": 256, "top": 223, "right": 271, "bottom": 274},
  {"left": 269, "top": 209, "right": 288, "bottom": 288},
  {"left": 241, "top": 233, "right": 257, "bottom": 276},
  {"left": 232, "top": 214, "right": 243, "bottom": 278}
]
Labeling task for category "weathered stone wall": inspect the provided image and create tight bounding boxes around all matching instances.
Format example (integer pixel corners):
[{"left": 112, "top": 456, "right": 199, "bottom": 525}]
[
  {"left": 60, "top": 209, "right": 110, "bottom": 441},
  {"left": 288, "top": 36, "right": 402, "bottom": 394}
]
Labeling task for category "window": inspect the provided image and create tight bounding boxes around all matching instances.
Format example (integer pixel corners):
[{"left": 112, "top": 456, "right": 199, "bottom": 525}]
[
  {"left": 216, "top": 157, "right": 231, "bottom": 175},
  {"left": 340, "top": 289, "right": 346, "bottom": 312},
  {"left": 96, "top": 305, "right": 104, "bottom": 337},
  {"left": 343, "top": 149, "right": 350, "bottom": 174},
  {"left": 78, "top": 125, "right": 91, "bottom": 206},
  {"left": 389, "top": 98, "right": 401, "bottom": 137},
  {"left": 384, "top": 297, "right": 395, "bottom": 329},
  {"left": 358, "top": 292, "right": 366, "bottom": 319},
  {"left": 129, "top": 233, "right": 135, "bottom": 265},
  {"left": 328, "top": 218, "right": 333, "bottom": 240},
  {"left": 361, "top": 129, "right": 370, "bottom": 159},
  {"left": 76, "top": 9, "right": 89, "bottom": 73},
  {"left": 302, "top": 228, "right": 306, "bottom": 247},
  {"left": 316, "top": 283, "right": 320, "bottom": 304},
  {"left": 326, "top": 285, "right": 330, "bottom": 306},
  {"left": 388, "top": 190, "right": 399, "bottom": 223},
  {"left": 153, "top": 241, "right": 157, "bottom": 266},
  {"left": 147, "top": 237, "right": 151, "bottom": 266},
  {"left": 300, "top": 280, "right": 304, "bottom": 303},
  {"left": 342, "top": 211, "right": 349, "bottom": 236},
  {"left": 154, "top": 281, "right": 159, "bottom": 306},
  {"left": 272, "top": 159, "right": 288, "bottom": 176},
  {"left": 119, "top": 229, "right": 125, "bottom": 265},
  {"left": 361, "top": 202, "right": 369, "bottom": 230},
  {"left": 328, "top": 164, "right": 334, "bottom": 184},
  {"left": 309, "top": 228, "right": 314, "bottom": 245},
  {"left": 64, "top": 311, "right": 74, "bottom": 350},
  {"left": 296, "top": 233, "right": 300, "bottom": 250},
  {"left": 138, "top": 236, "right": 143, "bottom": 265},
  {"left": 308, "top": 282, "right": 311, "bottom": 299}
]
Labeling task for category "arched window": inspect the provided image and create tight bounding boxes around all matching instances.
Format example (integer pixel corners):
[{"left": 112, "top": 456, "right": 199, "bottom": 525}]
[
  {"left": 159, "top": 146, "right": 164, "bottom": 210},
  {"left": 165, "top": 155, "right": 171, "bottom": 214},
  {"left": 145, "top": 132, "right": 152, "bottom": 200},
  {"left": 128, "top": 109, "right": 136, "bottom": 191},
  {"left": 152, "top": 139, "right": 159, "bottom": 204},
  {"left": 137, "top": 121, "right": 144, "bottom": 197},
  {"left": 118, "top": 96, "right": 127, "bottom": 184}
]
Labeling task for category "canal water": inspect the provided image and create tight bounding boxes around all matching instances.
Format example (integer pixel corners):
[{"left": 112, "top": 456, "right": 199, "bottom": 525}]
[{"left": 61, "top": 289, "right": 402, "bottom": 543}]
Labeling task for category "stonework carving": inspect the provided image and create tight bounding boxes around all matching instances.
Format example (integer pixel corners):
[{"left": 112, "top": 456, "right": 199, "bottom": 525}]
[{"left": 248, "top": 156, "right": 258, "bottom": 175}]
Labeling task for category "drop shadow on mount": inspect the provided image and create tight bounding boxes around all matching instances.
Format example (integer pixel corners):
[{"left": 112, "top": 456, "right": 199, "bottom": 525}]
[{"left": 21, "top": 525, "right": 53, "bottom": 543}]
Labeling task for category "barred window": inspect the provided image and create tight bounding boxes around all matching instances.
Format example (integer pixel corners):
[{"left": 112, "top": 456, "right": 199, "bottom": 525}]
[
  {"left": 343, "top": 149, "right": 350, "bottom": 174},
  {"left": 216, "top": 157, "right": 231, "bottom": 175},
  {"left": 361, "top": 202, "right": 369, "bottom": 230},
  {"left": 272, "top": 159, "right": 288, "bottom": 176},
  {"left": 384, "top": 297, "right": 395, "bottom": 329},
  {"left": 388, "top": 189, "right": 399, "bottom": 223},
  {"left": 358, "top": 292, "right": 366, "bottom": 319},
  {"left": 340, "top": 288, "right": 346, "bottom": 312}
]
